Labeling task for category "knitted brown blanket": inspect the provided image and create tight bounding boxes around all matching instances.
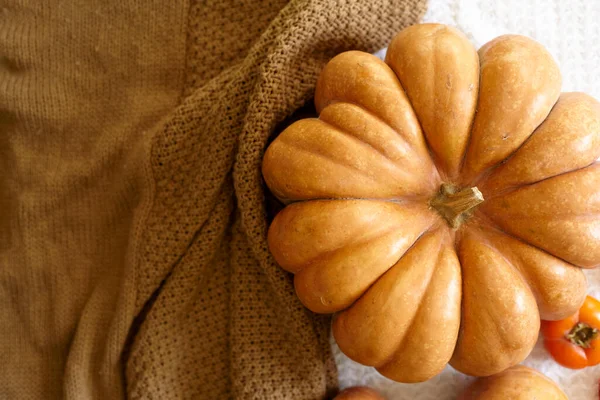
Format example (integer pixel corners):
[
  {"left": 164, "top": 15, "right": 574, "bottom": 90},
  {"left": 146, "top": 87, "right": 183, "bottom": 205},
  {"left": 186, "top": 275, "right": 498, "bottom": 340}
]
[{"left": 1, "top": 0, "right": 425, "bottom": 398}]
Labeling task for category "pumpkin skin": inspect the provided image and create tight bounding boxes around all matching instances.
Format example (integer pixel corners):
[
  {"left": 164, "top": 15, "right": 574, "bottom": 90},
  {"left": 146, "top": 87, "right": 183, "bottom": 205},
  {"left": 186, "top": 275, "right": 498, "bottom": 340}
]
[
  {"left": 457, "top": 365, "right": 567, "bottom": 400},
  {"left": 334, "top": 387, "right": 384, "bottom": 400},
  {"left": 263, "top": 23, "right": 599, "bottom": 382}
]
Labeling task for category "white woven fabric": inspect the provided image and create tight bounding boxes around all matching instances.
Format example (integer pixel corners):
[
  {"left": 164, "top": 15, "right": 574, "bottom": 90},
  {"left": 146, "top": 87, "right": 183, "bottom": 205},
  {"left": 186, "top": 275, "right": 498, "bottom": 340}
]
[{"left": 335, "top": 0, "right": 600, "bottom": 398}]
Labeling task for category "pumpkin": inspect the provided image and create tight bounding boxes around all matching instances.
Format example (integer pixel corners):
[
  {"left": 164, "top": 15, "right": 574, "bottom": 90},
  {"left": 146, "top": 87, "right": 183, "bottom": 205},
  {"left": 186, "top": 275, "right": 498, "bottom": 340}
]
[
  {"left": 458, "top": 365, "right": 567, "bottom": 399},
  {"left": 263, "top": 23, "right": 600, "bottom": 382},
  {"left": 334, "top": 387, "right": 384, "bottom": 400}
]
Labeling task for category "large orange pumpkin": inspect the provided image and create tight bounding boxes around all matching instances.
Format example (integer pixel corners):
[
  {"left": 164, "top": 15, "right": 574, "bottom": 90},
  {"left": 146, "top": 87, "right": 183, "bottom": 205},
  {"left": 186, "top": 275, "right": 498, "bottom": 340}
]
[{"left": 262, "top": 23, "right": 600, "bottom": 382}]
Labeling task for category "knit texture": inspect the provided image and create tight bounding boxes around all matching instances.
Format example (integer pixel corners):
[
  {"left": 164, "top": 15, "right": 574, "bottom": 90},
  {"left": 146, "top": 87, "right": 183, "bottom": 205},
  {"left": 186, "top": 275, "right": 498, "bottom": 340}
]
[
  {"left": 127, "top": 1, "right": 427, "bottom": 399},
  {"left": 1, "top": 0, "right": 426, "bottom": 399},
  {"left": 0, "top": 1, "right": 187, "bottom": 399}
]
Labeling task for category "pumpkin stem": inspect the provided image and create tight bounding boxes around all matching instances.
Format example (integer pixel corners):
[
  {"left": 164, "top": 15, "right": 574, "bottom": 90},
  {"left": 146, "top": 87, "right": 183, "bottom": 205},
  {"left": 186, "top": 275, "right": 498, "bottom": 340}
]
[
  {"left": 430, "top": 183, "right": 484, "bottom": 229},
  {"left": 566, "top": 323, "right": 599, "bottom": 348}
]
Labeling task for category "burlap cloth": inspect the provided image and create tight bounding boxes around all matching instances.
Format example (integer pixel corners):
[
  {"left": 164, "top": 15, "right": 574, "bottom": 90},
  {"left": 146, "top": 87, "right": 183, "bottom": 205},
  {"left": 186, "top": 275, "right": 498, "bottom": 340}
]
[{"left": 1, "top": 0, "right": 425, "bottom": 398}]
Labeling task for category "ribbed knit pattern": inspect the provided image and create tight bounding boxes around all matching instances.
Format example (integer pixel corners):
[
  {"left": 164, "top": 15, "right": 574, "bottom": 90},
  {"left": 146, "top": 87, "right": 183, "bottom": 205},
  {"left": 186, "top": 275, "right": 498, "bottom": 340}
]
[
  {"left": 1, "top": 0, "right": 426, "bottom": 399},
  {"left": 0, "top": 1, "right": 187, "bottom": 399}
]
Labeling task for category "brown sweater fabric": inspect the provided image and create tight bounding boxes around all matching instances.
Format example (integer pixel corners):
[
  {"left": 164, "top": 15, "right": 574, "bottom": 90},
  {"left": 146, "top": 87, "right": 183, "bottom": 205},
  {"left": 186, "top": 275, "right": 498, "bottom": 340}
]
[{"left": 1, "top": 0, "right": 426, "bottom": 399}]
